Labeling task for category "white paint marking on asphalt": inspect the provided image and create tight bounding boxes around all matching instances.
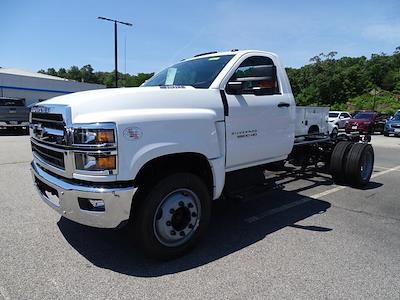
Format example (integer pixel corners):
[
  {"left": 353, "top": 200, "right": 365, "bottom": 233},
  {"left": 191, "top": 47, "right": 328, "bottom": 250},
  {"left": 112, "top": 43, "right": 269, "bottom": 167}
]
[
  {"left": 373, "top": 165, "right": 400, "bottom": 175},
  {"left": 308, "top": 186, "right": 347, "bottom": 199},
  {"left": 245, "top": 198, "right": 311, "bottom": 223},
  {"left": 245, "top": 164, "right": 400, "bottom": 224},
  {"left": 0, "top": 285, "right": 10, "bottom": 300}
]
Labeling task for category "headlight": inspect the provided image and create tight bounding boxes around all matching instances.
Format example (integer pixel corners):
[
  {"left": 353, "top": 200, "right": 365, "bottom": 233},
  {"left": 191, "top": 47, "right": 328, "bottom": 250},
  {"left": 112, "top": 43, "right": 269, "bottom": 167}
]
[
  {"left": 75, "top": 153, "right": 116, "bottom": 171},
  {"left": 73, "top": 128, "right": 115, "bottom": 145}
]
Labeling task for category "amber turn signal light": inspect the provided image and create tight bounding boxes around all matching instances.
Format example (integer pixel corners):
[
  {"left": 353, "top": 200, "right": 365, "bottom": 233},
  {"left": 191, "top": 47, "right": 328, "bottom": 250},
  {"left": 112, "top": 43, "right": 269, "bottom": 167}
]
[
  {"left": 96, "top": 156, "right": 116, "bottom": 169},
  {"left": 96, "top": 130, "right": 115, "bottom": 143}
]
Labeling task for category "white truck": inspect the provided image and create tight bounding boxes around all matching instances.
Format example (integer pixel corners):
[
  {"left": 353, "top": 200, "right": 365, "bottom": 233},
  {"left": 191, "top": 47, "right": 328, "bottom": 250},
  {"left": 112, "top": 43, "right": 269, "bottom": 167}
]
[{"left": 30, "top": 50, "right": 374, "bottom": 259}]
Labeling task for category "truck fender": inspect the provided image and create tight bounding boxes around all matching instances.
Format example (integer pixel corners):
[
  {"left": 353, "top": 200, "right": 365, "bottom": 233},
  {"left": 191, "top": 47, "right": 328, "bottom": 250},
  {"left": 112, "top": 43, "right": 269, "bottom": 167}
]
[{"left": 128, "top": 143, "right": 226, "bottom": 200}]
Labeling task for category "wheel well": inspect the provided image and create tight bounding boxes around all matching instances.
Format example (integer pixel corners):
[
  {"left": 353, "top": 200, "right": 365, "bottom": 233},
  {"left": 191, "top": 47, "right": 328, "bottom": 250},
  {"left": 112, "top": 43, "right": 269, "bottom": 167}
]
[
  {"left": 308, "top": 125, "right": 320, "bottom": 135},
  {"left": 133, "top": 153, "right": 214, "bottom": 197}
]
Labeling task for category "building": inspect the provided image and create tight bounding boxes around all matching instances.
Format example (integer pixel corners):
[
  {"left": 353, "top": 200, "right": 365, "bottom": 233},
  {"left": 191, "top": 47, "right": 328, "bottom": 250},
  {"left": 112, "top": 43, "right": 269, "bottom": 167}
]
[{"left": 0, "top": 68, "right": 105, "bottom": 106}]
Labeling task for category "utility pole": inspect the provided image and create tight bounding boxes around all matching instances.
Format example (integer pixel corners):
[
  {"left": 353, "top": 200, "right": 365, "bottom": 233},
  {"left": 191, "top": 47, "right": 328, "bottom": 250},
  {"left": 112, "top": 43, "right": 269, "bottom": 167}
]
[{"left": 97, "top": 17, "right": 132, "bottom": 88}]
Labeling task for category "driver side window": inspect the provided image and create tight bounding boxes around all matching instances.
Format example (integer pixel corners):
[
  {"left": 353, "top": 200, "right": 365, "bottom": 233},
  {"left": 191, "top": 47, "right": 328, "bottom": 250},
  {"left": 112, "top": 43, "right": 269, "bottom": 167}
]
[{"left": 231, "top": 56, "right": 279, "bottom": 94}]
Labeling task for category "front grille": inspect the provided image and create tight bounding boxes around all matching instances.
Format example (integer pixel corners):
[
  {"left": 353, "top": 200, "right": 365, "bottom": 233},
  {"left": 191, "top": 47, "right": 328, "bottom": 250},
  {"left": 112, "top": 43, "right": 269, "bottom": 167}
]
[
  {"left": 31, "top": 142, "right": 65, "bottom": 169},
  {"left": 31, "top": 112, "right": 66, "bottom": 144},
  {"left": 31, "top": 112, "right": 63, "bottom": 122},
  {"left": 31, "top": 112, "right": 64, "bottom": 130}
]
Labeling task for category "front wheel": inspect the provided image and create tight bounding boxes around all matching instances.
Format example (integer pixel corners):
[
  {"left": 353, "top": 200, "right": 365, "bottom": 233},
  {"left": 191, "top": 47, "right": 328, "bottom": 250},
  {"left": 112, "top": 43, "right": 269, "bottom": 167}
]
[
  {"left": 132, "top": 173, "right": 211, "bottom": 260},
  {"left": 330, "top": 127, "right": 339, "bottom": 139}
]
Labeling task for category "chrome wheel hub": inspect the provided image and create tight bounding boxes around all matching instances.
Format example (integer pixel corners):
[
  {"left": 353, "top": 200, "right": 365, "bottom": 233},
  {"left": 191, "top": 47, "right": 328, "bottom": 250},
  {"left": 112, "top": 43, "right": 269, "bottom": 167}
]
[
  {"left": 153, "top": 189, "right": 200, "bottom": 247},
  {"left": 360, "top": 150, "right": 373, "bottom": 180}
]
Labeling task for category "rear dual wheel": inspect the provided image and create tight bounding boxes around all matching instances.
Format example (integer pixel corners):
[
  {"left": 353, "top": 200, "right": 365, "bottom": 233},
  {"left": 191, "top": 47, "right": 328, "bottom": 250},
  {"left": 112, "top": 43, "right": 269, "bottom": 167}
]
[
  {"left": 330, "top": 142, "right": 374, "bottom": 187},
  {"left": 344, "top": 143, "right": 374, "bottom": 187},
  {"left": 330, "top": 141, "right": 353, "bottom": 184}
]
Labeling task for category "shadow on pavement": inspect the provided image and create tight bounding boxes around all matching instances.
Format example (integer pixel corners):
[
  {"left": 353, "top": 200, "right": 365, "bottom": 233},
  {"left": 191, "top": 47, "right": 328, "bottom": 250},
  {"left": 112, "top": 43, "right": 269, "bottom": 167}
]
[{"left": 58, "top": 187, "right": 332, "bottom": 278}]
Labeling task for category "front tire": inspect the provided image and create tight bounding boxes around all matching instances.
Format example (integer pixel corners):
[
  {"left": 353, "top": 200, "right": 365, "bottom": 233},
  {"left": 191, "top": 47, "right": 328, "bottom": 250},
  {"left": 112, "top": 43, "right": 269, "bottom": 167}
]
[
  {"left": 132, "top": 173, "right": 211, "bottom": 260},
  {"left": 330, "top": 127, "right": 339, "bottom": 139}
]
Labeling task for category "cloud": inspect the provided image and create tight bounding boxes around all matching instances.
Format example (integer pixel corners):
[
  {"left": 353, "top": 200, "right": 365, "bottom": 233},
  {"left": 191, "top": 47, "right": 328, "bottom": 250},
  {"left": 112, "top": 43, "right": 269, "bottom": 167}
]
[{"left": 363, "top": 23, "right": 400, "bottom": 43}]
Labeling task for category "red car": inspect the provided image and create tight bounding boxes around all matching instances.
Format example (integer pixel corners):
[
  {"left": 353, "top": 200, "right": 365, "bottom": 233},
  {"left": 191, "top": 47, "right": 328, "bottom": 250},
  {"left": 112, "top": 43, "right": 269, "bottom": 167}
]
[{"left": 345, "top": 111, "right": 386, "bottom": 134}]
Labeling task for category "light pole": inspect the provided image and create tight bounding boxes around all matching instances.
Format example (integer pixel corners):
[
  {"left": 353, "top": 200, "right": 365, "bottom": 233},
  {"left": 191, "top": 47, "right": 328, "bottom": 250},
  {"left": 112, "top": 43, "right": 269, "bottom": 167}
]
[{"left": 97, "top": 17, "right": 132, "bottom": 88}]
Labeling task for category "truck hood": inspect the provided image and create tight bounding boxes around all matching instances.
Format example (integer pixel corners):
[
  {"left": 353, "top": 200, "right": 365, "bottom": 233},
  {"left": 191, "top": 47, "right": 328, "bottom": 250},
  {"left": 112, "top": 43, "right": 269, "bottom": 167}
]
[
  {"left": 387, "top": 120, "right": 400, "bottom": 126},
  {"left": 41, "top": 86, "right": 224, "bottom": 123}
]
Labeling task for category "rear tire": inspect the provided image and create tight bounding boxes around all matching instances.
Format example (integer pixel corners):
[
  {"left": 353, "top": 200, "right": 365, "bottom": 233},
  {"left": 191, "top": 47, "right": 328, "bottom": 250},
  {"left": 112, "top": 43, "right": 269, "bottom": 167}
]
[
  {"left": 132, "top": 173, "right": 211, "bottom": 260},
  {"left": 344, "top": 143, "right": 374, "bottom": 188},
  {"left": 330, "top": 141, "right": 353, "bottom": 184}
]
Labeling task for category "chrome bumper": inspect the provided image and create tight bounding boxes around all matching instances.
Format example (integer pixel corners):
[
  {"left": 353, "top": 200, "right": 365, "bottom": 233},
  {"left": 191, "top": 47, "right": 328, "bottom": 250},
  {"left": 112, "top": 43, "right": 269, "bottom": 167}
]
[
  {"left": 0, "top": 121, "right": 29, "bottom": 127},
  {"left": 31, "top": 161, "right": 137, "bottom": 228}
]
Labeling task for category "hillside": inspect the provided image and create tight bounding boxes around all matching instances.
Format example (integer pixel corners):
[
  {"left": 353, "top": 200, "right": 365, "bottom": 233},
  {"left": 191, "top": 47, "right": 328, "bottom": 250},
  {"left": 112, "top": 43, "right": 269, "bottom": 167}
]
[{"left": 39, "top": 48, "right": 400, "bottom": 113}]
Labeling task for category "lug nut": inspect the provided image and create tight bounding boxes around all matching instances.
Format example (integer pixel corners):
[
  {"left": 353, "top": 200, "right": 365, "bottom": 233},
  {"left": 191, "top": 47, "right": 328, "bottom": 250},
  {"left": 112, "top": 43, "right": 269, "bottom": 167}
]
[
  {"left": 188, "top": 224, "right": 194, "bottom": 229},
  {"left": 191, "top": 212, "right": 197, "bottom": 217},
  {"left": 170, "top": 230, "right": 176, "bottom": 236},
  {"left": 180, "top": 231, "right": 185, "bottom": 236},
  {"left": 188, "top": 203, "right": 194, "bottom": 208},
  {"left": 169, "top": 208, "right": 175, "bottom": 214},
  {"left": 179, "top": 201, "right": 184, "bottom": 207},
  {"left": 166, "top": 221, "right": 171, "bottom": 226}
]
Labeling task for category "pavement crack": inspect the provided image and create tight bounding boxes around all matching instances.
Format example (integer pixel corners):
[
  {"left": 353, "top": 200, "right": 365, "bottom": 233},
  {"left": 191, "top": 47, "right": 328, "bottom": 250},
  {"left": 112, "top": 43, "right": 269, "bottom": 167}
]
[
  {"left": 0, "top": 161, "right": 30, "bottom": 166},
  {"left": 331, "top": 204, "right": 400, "bottom": 223}
]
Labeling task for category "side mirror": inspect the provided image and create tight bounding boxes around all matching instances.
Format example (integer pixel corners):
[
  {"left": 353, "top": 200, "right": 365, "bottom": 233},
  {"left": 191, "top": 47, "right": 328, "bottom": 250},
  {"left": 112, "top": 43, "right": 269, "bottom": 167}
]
[
  {"left": 226, "top": 65, "right": 278, "bottom": 96},
  {"left": 226, "top": 81, "right": 243, "bottom": 95}
]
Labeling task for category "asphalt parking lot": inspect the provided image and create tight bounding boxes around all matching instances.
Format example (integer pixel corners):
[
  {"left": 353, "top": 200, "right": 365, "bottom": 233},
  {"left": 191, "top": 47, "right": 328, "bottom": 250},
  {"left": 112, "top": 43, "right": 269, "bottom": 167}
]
[{"left": 0, "top": 133, "right": 399, "bottom": 299}]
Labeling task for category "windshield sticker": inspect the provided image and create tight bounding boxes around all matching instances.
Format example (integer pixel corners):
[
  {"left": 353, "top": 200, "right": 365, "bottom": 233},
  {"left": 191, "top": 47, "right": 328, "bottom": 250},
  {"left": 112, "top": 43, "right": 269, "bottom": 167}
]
[
  {"left": 208, "top": 57, "right": 220, "bottom": 61},
  {"left": 165, "top": 68, "right": 177, "bottom": 85}
]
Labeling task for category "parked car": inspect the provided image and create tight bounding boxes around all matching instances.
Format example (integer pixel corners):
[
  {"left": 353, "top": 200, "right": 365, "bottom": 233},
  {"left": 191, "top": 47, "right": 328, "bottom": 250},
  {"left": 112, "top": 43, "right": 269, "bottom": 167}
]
[
  {"left": 384, "top": 113, "right": 400, "bottom": 136},
  {"left": 0, "top": 97, "right": 30, "bottom": 133},
  {"left": 345, "top": 111, "right": 386, "bottom": 134},
  {"left": 328, "top": 122, "right": 339, "bottom": 138},
  {"left": 328, "top": 111, "right": 351, "bottom": 129}
]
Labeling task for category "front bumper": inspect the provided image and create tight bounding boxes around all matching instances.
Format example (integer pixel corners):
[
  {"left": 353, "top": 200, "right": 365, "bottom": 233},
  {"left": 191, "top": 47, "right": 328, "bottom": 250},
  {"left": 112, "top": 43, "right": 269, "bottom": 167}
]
[
  {"left": 385, "top": 127, "right": 400, "bottom": 135},
  {"left": 345, "top": 124, "right": 370, "bottom": 132},
  {"left": 0, "top": 121, "right": 29, "bottom": 128},
  {"left": 31, "top": 160, "right": 137, "bottom": 228}
]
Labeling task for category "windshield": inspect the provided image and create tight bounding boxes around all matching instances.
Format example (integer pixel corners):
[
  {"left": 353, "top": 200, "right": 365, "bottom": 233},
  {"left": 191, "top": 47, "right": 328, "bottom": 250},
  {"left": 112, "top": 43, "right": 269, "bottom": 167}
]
[
  {"left": 353, "top": 113, "right": 374, "bottom": 119},
  {"left": 392, "top": 114, "right": 400, "bottom": 121},
  {"left": 0, "top": 98, "right": 25, "bottom": 107},
  {"left": 143, "top": 55, "right": 234, "bottom": 89},
  {"left": 329, "top": 113, "right": 339, "bottom": 118}
]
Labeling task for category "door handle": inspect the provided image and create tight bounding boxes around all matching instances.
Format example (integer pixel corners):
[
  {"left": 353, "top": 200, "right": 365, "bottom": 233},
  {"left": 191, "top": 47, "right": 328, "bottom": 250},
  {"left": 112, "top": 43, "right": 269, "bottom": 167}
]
[{"left": 277, "top": 102, "right": 290, "bottom": 108}]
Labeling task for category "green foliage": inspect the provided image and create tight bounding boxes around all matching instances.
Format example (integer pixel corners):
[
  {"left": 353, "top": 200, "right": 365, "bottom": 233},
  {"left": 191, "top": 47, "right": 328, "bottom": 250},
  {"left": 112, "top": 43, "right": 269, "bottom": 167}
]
[
  {"left": 38, "top": 49, "right": 400, "bottom": 114},
  {"left": 38, "top": 65, "right": 154, "bottom": 88},
  {"left": 347, "top": 91, "right": 399, "bottom": 114},
  {"left": 286, "top": 48, "right": 400, "bottom": 112}
]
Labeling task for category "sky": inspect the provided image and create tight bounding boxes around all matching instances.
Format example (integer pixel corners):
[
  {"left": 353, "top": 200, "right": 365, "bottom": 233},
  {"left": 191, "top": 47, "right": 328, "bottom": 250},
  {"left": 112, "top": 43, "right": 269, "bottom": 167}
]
[{"left": 1, "top": 0, "right": 399, "bottom": 75}]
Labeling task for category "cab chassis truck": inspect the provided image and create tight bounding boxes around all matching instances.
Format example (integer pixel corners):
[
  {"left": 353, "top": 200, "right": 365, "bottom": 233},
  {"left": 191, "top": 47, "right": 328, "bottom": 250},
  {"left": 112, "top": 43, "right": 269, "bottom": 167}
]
[{"left": 29, "top": 50, "right": 374, "bottom": 259}]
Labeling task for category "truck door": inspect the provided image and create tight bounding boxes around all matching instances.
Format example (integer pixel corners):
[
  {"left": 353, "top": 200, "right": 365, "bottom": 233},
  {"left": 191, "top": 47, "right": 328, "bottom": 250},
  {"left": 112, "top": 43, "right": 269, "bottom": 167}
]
[{"left": 223, "top": 55, "right": 295, "bottom": 170}]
